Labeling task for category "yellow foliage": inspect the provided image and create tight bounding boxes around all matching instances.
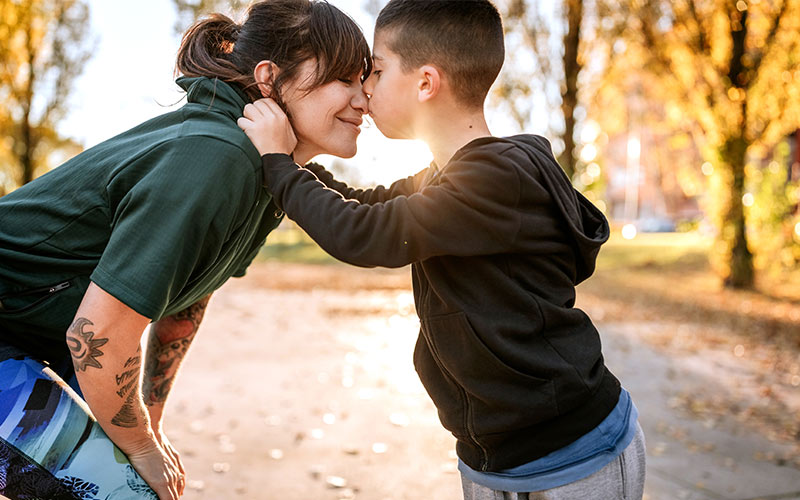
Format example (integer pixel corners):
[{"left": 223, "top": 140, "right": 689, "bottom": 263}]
[{"left": 0, "top": 0, "right": 91, "bottom": 189}]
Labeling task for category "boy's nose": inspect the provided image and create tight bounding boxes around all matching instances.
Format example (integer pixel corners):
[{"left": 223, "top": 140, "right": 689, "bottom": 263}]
[{"left": 362, "top": 74, "right": 375, "bottom": 94}]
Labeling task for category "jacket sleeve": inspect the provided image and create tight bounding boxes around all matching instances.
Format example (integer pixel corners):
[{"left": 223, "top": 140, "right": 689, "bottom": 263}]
[
  {"left": 262, "top": 149, "right": 522, "bottom": 268},
  {"left": 92, "top": 138, "right": 258, "bottom": 319},
  {"left": 304, "top": 162, "right": 428, "bottom": 204}
]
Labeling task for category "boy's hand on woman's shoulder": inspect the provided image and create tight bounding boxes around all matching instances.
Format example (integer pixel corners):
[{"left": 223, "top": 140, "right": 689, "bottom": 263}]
[{"left": 238, "top": 98, "right": 297, "bottom": 157}]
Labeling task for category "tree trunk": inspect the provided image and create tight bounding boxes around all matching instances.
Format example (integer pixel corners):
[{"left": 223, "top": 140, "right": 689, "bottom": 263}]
[
  {"left": 720, "top": 136, "right": 754, "bottom": 289},
  {"left": 20, "top": 13, "right": 36, "bottom": 185},
  {"left": 21, "top": 115, "right": 34, "bottom": 185},
  {"left": 716, "top": 6, "right": 754, "bottom": 289},
  {"left": 557, "top": 0, "right": 582, "bottom": 180}
]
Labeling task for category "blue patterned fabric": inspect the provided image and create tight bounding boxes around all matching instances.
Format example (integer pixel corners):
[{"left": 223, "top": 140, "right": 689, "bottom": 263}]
[{"left": 0, "top": 355, "right": 157, "bottom": 499}]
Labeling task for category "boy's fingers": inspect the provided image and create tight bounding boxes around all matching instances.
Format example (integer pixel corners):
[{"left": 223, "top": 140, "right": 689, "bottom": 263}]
[
  {"left": 249, "top": 97, "right": 285, "bottom": 119},
  {"left": 243, "top": 98, "right": 289, "bottom": 124},
  {"left": 236, "top": 117, "right": 253, "bottom": 129},
  {"left": 241, "top": 105, "right": 255, "bottom": 120},
  {"left": 261, "top": 98, "right": 285, "bottom": 117},
  {"left": 251, "top": 99, "right": 269, "bottom": 112}
]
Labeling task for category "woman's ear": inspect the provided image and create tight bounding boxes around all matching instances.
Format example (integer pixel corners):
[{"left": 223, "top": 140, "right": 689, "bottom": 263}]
[
  {"left": 254, "top": 60, "right": 281, "bottom": 98},
  {"left": 417, "top": 65, "right": 440, "bottom": 103}
]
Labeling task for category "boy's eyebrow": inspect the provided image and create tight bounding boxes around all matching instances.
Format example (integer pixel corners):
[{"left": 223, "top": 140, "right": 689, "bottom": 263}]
[{"left": 372, "top": 54, "right": 384, "bottom": 61}]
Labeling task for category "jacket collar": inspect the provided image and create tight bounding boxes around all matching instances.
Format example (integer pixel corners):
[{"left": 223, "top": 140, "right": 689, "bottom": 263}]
[{"left": 177, "top": 76, "right": 251, "bottom": 122}]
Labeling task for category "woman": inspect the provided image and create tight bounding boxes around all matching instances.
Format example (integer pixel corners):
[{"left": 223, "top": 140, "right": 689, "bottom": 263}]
[{"left": 0, "top": 1, "right": 369, "bottom": 498}]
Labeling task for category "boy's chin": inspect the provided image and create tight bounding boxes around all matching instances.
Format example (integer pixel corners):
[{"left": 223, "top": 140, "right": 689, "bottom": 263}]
[{"left": 374, "top": 122, "right": 410, "bottom": 141}]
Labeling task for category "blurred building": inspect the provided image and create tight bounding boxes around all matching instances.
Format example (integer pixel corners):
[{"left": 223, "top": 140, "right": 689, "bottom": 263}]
[{"left": 601, "top": 125, "right": 704, "bottom": 230}]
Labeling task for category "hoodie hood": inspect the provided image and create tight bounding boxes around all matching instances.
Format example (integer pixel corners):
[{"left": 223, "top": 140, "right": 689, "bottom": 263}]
[{"left": 505, "top": 134, "right": 609, "bottom": 283}]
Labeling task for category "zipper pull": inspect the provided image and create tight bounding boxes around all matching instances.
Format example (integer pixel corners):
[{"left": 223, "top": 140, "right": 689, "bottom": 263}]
[{"left": 48, "top": 282, "right": 71, "bottom": 293}]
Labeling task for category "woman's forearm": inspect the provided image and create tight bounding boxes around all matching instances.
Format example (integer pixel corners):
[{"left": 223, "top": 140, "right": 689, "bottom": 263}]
[
  {"left": 67, "top": 283, "right": 157, "bottom": 455},
  {"left": 142, "top": 295, "right": 210, "bottom": 426}
]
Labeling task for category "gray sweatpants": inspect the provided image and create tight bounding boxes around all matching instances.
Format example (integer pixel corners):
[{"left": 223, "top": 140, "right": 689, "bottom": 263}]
[{"left": 461, "top": 423, "right": 647, "bottom": 500}]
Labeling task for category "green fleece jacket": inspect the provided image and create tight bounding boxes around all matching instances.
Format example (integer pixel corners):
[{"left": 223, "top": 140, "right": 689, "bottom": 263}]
[{"left": 0, "top": 77, "right": 283, "bottom": 363}]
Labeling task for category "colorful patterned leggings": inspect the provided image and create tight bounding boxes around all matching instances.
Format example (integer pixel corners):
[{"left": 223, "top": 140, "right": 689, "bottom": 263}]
[{"left": 0, "top": 354, "right": 157, "bottom": 499}]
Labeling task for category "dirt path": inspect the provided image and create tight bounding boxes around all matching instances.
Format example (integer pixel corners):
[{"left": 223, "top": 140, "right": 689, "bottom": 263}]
[{"left": 163, "top": 262, "right": 800, "bottom": 500}]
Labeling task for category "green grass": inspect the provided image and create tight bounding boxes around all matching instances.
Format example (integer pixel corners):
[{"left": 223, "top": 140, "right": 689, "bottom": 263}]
[
  {"left": 257, "top": 225, "right": 797, "bottom": 299},
  {"left": 257, "top": 223, "right": 337, "bottom": 264},
  {"left": 596, "top": 232, "right": 712, "bottom": 272},
  {"left": 260, "top": 224, "right": 714, "bottom": 271}
]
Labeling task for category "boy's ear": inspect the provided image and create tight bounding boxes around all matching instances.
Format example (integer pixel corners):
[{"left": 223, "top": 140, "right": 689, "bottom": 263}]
[
  {"left": 416, "top": 65, "right": 441, "bottom": 103},
  {"left": 253, "top": 60, "right": 281, "bottom": 98}
]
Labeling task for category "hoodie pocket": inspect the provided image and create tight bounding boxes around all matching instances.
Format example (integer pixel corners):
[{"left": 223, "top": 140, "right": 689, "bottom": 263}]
[{"left": 421, "top": 311, "right": 558, "bottom": 436}]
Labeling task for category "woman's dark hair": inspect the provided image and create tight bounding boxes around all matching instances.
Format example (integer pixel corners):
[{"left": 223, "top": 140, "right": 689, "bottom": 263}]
[{"left": 175, "top": 0, "right": 371, "bottom": 103}]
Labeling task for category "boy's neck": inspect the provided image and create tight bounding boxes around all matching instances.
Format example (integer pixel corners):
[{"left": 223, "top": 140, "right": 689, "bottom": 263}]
[{"left": 419, "top": 109, "right": 492, "bottom": 167}]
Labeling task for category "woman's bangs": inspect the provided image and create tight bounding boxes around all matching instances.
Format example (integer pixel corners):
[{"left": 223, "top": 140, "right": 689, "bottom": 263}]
[{"left": 312, "top": 3, "right": 372, "bottom": 85}]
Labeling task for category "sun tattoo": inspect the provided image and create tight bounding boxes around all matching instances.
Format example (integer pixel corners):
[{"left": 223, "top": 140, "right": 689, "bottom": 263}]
[{"left": 66, "top": 317, "right": 109, "bottom": 371}]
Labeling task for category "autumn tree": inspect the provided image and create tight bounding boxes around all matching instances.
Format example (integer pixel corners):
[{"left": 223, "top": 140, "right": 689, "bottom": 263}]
[
  {"left": 497, "top": 0, "right": 596, "bottom": 180},
  {"left": 0, "top": 0, "right": 92, "bottom": 191},
  {"left": 172, "top": 0, "right": 246, "bottom": 33},
  {"left": 612, "top": 0, "right": 800, "bottom": 288}
]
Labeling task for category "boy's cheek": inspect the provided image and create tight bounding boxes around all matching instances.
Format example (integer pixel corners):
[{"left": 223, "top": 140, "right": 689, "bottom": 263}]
[{"left": 367, "top": 88, "right": 389, "bottom": 111}]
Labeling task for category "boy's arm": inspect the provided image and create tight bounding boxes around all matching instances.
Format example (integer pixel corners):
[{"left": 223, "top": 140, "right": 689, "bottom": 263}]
[
  {"left": 304, "top": 163, "right": 428, "bottom": 204},
  {"left": 261, "top": 150, "right": 522, "bottom": 268}
]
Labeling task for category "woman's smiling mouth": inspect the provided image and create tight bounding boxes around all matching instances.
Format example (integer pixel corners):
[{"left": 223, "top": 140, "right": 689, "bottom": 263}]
[{"left": 337, "top": 116, "right": 362, "bottom": 133}]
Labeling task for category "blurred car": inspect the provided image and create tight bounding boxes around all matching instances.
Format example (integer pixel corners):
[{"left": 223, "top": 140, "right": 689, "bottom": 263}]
[{"left": 634, "top": 216, "right": 676, "bottom": 233}]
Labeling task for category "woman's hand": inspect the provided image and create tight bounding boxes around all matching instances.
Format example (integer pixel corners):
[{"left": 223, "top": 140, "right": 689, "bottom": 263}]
[
  {"left": 126, "top": 440, "right": 184, "bottom": 500},
  {"left": 238, "top": 98, "right": 297, "bottom": 156},
  {"left": 156, "top": 429, "right": 186, "bottom": 487}
]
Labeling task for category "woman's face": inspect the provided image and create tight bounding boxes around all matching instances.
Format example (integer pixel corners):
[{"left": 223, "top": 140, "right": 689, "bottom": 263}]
[{"left": 281, "top": 60, "right": 368, "bottom": 164}]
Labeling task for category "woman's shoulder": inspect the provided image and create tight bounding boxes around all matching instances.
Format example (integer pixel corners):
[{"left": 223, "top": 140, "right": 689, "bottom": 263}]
[{"left": 176, "top": 106, "right": 261, "bottom": 167}]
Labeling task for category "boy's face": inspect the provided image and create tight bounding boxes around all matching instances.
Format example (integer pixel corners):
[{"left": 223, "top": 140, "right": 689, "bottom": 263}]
[{"left": 362, "top": 31, "right": 420, "bottom": 140}]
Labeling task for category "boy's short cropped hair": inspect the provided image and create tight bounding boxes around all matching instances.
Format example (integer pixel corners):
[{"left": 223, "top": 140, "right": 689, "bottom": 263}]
[{"left": 376, "top": 0, "right": 504, "bottom": 109}]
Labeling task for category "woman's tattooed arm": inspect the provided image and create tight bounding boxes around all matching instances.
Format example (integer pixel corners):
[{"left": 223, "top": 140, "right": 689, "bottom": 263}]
[
  {"left": 67, "top": 318, "right": 147, "bottom": 428},
  {"left": 111, "top": 346, "right": 143, "bottom": 428},
  {"left": 66, "top": 282, "right": 156, "bottom": 455},
  {"left": 66, "top": 317, "right": 109, "bottom": 371},
  {"left": 142, "top": 295, "right": 211, "bottom": 417}
]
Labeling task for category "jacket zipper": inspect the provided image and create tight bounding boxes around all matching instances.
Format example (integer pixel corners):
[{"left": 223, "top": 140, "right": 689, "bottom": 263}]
[
  {"left": 0, "top": 281, "right": 71, "bottom": 311},
  {"left": 423, "top": 317, "right": 491, "bottom": 471},
  {"left": 461, "top": 380, "right": 491, "bottom": 471},
  {"left": 17, "top": 281, "right": 72, "bottom": 296}
]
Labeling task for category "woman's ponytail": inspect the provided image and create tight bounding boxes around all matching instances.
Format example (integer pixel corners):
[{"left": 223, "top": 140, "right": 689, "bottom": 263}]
[{"left": 175, "top": 14, "right": 246, "bottom": 86}]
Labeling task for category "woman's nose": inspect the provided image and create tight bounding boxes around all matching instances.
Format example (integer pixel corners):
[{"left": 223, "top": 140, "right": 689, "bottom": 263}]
[{"left": 352, "top": 87, "right": 369, "bottom": 114}]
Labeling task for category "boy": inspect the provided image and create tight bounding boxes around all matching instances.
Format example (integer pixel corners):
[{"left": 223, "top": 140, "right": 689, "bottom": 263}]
[{"left": 239, "top": 1, "right": 646, "bottom": 498}]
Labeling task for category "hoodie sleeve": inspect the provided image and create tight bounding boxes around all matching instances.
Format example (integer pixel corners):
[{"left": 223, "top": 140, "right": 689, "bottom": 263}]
[
  {"left": 303, "top": 163, "right": 429, "bottom": 204},
  {"left": 262, "top": 147, "right": 522, "bottom": 268}
]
